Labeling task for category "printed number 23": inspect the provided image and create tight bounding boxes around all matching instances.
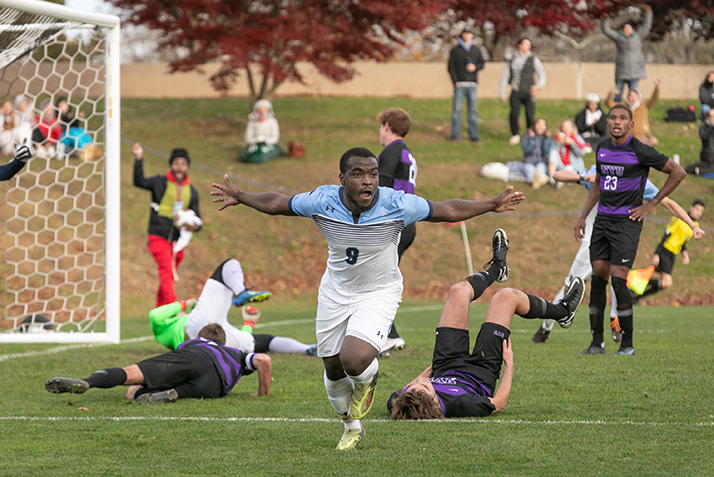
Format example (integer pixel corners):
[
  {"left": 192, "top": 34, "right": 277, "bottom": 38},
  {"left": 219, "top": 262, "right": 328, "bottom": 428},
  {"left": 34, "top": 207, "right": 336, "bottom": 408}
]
[
  {"left": 345, "top": 247, "right": 360, "bottom": 265},
  {"left": 603, "top": 176, "right": 618, "bottom": 191}
]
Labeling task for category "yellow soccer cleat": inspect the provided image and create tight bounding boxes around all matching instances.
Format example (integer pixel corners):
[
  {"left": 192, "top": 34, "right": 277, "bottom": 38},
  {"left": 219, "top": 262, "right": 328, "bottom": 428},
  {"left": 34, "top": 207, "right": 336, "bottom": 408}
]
[
  {"left": 335, "top": 423, "right": 365, "bottom": 451},
  {"left": 349, "top": 372, "right": 378, "bottom": 420}
]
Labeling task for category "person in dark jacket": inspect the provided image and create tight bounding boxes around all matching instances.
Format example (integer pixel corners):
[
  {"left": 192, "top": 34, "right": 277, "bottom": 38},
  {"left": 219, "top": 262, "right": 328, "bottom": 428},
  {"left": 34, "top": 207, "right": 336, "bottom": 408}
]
[
  {"left": 575, "top": 93, "right": 608, "bottom": 148},
  {"left": 698, "top": 71, "right": 714, "bottom": 119},
  {"left": 133, "top": 143, "right": 201, "bottom": 306},
  {"left": 686, "top": 109, "right": 714, "bottom": 175},
  {"left": 601, "top": 6, "right": 653, "bottom": 102},
  {"left": 448, "top": 26, "right": 485, "bottom": 142}
]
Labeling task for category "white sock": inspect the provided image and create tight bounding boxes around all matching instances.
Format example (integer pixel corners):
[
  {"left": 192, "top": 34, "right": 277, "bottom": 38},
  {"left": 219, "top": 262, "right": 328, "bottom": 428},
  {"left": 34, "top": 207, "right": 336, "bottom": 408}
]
[
  {"left": 349, "top": 358, "right": 378, "bottom": 385},
  {"left": 609, "top": 283, "right": 618, "bottom": 319},
  {"left": 221, "top": 259, "right": 246, "bottom": 296},
  {"left": 344, "top": 419, "right": 361, "bottom": 430},
  {"left": 268, "top": 337, "right": 312, "bottom": 354},
  {"left": 542, "top": 319, "right": 556, "bottom": 332},
  {"left": 324, "top": 372, "right": 353, "bottom": 420}
]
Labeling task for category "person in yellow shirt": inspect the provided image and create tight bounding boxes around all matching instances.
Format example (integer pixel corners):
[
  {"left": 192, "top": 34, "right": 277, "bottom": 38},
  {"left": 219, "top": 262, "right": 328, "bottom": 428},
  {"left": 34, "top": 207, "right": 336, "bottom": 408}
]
[{"left": 636, "top": 199, "right": 705, "bottom": 301}]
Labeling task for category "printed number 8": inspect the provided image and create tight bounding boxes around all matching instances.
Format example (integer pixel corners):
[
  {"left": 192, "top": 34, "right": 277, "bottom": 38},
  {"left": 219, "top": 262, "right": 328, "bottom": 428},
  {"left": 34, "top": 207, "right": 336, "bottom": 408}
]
[{"left": 345, "top": 247, "right": 360, "bottom": 265}]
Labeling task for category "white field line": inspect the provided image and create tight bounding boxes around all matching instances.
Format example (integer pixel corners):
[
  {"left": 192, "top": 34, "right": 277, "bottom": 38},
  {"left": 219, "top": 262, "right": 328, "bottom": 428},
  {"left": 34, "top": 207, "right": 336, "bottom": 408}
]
[{"left": 0, "top": 416, "right": 712, "bottom": 427}]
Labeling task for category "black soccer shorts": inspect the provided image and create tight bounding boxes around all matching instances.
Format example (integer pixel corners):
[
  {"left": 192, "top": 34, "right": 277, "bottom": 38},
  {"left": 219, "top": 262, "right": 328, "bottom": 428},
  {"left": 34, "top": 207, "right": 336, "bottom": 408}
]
[
  {"left": 135, "top": 347, "right": 223, "bottom": 399},
  {"left": 589, "top": 216, "right": 642, "bottom": 267},
  {"left": 654, "top": 245, "right": 676, "bottom": 275}
]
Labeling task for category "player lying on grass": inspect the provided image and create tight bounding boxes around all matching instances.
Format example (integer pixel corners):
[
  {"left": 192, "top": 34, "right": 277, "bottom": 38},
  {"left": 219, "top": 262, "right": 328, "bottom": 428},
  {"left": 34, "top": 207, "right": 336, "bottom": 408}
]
[
  {"left": 45, "top": 323, "right": 272, "bottom": 402},
  {"left": 212, "top": 148, "right": 525, "bottom": 450},
  {"left": 149, "top": 258, "right": 316, "bottom": 355},
  {"left": 387, "top": 229, "right": 585, "bottom": 419},
  {"left": 531, "top": 167, "right": 704, "bottom": 344}
]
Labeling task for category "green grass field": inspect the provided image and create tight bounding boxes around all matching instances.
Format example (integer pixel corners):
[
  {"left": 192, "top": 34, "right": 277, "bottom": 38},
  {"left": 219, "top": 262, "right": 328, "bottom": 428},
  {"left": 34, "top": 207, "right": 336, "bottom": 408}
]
[
  {"left": 1, "top": 301, "right": 713, "bottom": 476},
  {"left": 1, "top": 96, "right": 713, "bottom": 475}
]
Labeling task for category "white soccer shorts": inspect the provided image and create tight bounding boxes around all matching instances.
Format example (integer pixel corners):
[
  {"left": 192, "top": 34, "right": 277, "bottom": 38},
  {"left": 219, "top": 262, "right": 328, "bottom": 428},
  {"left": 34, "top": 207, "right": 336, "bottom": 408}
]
[
  {"left": 315, "top": 283, "right": 402, "bottom": 357},
  {"left": 184, "top": 278, "right": 255, "bottom": 352}
]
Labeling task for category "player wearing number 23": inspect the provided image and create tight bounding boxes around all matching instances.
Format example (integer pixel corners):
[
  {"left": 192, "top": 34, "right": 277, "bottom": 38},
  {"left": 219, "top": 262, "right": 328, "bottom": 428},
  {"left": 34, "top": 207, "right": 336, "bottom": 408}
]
[
  {"left": 211, "top": 147, "right": 524, "bottom": 450},
  {"left": 575, "top": 104, "right": 686, "bottom": 355}
]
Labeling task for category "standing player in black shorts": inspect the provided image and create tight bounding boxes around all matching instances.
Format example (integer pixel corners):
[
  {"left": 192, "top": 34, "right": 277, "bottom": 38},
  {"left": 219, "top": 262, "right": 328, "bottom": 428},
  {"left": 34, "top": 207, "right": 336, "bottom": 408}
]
[
  {"left": 387, "top": 229, "right": 585, "bottom": 419},
  {"left": 377, "top": 108, "right": 419, "bottom": 353},
  {"left": 45, "top": 323, "right": 273, "bottom": 402},
  {"left": 575, "top": 103, "right": 687, "bottom": 356}
]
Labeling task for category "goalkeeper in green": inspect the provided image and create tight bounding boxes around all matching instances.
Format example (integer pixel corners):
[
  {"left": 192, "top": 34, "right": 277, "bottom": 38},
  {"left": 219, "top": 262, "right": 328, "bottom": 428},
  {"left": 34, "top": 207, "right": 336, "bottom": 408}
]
[{"left": 150, "top": 258, "right": 316, "bottom": 355}]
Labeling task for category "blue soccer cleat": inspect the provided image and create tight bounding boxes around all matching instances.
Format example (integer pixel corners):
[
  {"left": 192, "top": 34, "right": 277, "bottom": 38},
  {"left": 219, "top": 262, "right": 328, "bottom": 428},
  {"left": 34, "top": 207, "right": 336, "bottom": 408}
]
[{"left": 232, "top": 290, "right": 271, "bottom": 308}]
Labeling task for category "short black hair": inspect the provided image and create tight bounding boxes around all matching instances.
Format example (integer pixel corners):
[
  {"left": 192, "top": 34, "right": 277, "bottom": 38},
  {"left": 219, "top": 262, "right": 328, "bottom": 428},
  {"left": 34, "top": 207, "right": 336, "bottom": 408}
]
[
  {"left": 339, "top": 147, "right": 376, "bottom": 173},
  {"left": 608, "top": 103, "right": 633, "bottom": 121},
  {"left": 517, "top": 37, "right": 531, "bottom": 46},
  {"left": 198, "top": 323, "right": 226, "bottom": 346},
  {"left": 693, "top": 199, "right": 706, "bottom": 208}
]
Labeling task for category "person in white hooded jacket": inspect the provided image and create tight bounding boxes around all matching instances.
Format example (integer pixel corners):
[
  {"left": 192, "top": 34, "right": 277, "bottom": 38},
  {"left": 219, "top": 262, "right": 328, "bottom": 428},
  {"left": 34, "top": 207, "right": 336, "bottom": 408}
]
[{"left": 240, "top": 99, "right": 285, "bottom": 163}]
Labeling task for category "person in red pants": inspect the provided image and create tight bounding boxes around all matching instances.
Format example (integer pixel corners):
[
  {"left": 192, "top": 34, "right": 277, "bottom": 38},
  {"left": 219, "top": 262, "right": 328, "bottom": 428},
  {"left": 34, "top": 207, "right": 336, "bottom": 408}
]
[{"left": 133, "top": 143, "right": 202, "bottom": 306}]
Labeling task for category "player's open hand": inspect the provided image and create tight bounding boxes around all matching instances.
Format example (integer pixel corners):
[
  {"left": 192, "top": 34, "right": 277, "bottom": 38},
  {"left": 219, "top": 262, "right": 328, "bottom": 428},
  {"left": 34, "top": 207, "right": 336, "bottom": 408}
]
[
  {"left": 211, "top": 174, "right": 242, "bottom": 211},
  {"left": 492, "top": 186, "right": 525, "bottom": 212},
  {"left": 132, "top": 143, "right": 143, "bottom": 159},
  {"left": 628, "top": 201, "right": 655, "bottom": 222},
  {"left": 13, "top": 141, "right": 31, "bottom": 162},
  {"left": 502, "top": 338, "right": 513, "bottom": 367}
]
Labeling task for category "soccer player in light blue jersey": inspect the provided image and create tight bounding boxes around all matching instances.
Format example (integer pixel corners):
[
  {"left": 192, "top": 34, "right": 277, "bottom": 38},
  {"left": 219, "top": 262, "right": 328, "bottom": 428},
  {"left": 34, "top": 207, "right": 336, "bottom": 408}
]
[{"left": 212, "top": 147, "right": 525, "bottom": 450}]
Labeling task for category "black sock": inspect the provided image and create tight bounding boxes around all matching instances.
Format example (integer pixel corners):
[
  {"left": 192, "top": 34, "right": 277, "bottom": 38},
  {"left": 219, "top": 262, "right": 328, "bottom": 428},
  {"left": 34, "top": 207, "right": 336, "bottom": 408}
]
[
  {"left": 639, "top": 278, "right": 662, "bottom": 299},
  {"left": 521, "top": 294, "right": 566, "bottom": 319},
  {"left": 388, "top": 322, "right": 400, "bottom": 339},
  {"left": 84, "top": 368, "right": 127, "bottom": 389},
  {"left": 589, "top": 275, "right": 608, "bottom": 347},
  {"left": 613, "top": 276, "right": 634, "bottom": 348},
  {"left": 465, "top": 262, "right": 500, "bottom": 301}
]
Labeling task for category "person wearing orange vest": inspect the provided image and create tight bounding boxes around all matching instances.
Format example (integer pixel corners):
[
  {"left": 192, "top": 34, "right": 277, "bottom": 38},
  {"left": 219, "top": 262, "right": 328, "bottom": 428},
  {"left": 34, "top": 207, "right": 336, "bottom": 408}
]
[{"left": 133, "top": 143, "right": 202, "bottom": 306}]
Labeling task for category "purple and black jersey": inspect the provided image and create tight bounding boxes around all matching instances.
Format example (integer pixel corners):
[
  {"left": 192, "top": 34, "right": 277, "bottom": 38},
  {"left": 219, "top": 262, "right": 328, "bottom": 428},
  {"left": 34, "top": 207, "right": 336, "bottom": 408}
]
[
  {"left": 378, "top": 139, "right": 417, "bottom": 195},
  {"left": 595, "top": 136, "right": 668, "bottom": 218},
  {"left": 177, "top": 338, "right": 254, "bottom": 396},
  {"left": 428, "top": 372, "right": 496, "bottom": 417}
]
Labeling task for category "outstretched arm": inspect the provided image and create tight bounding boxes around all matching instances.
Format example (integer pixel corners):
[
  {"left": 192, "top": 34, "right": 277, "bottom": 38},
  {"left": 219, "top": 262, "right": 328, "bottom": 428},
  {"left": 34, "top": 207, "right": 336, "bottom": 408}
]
[
  {"left": 252, "top": 354, "right": 273, "bottom": 397},
  {"left": 659, "top": 197, "right": 705, "bottom": 240},
  {"left": 489, "top": 338, "right": 513, "bottom": 414},
  {"left": 575, "top": 173, "right": 601, "bottom": 239},
  {"left": 211, "top": 175, "right": 296, "bottom": 215},
  {"left": 0, "top": 144, "right": 31, "bottom": 181},
  {"left": 425, "top": 186, "right": 525, "bottom": 223},
  {"left": 629, "top": 159, "right": 686, "bottom": 221}
]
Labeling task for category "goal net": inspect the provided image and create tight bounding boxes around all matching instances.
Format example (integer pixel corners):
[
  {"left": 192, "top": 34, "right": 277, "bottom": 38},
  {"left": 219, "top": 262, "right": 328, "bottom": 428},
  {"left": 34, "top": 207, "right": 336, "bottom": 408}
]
[{"left": 0, "top": 0, "right": 120, "bottom": 343}]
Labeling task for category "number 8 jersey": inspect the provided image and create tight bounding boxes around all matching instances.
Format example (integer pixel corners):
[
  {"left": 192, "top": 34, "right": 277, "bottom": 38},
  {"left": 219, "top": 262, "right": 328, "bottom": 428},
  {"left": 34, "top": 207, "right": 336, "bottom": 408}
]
[
  {"left": 595, "top": 136, "right": 669, "bottom": 218},
  {"left": 289, "top": 185, "right": 433, "bottom": 296}
]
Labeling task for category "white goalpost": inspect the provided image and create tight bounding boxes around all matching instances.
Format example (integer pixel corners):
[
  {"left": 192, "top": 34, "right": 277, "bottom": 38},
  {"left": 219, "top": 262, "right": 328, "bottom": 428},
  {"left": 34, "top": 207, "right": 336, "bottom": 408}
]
[{"left": 0, "top": 0, "right": 120, "bottom": 343}]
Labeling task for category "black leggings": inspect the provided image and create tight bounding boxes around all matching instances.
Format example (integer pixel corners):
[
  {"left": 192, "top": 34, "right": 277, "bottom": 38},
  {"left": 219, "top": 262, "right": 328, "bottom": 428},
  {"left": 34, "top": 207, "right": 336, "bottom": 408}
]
[{"left": 509, "top": 90, "right": 536, "bottom": 136}]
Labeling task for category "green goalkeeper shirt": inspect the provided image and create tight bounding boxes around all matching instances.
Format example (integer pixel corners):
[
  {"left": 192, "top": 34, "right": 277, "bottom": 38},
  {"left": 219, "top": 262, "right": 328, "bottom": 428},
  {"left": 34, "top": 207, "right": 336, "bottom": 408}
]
[{"left": 149, "top": 302, "right": 188, "bottom": 350}]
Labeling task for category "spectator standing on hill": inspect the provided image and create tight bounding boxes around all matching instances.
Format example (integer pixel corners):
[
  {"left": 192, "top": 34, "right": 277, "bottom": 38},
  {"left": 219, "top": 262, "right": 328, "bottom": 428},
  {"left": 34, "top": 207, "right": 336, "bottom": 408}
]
[
  {"left": 521, "top": 118, "right": 551, "bottom": 189},
  {"left": 575, "top": 104, "right": 686, "bottom": 356},
  {"left": 607, "top": 79, "right": 660, "bottom": 147},
  {"left": 575, "top": 93, "right": 608, "bottom": 148},
  {"left": 499, "top": 38, "right": 546, "bottom": 146},
  {"left": 687, "top": 109, "right": 714, "bottom": 175},
  {"left": 376, "top": 107, "right": 418, "bottom": 353},
  {"left": 448, "top": 26, "right": 485, "bottom": 143},
  {"left": 602, "top": 6, "right": 653, "bottom": 102},
  {"left": 211, "top": 147, "right": 524, "bottom": 451},
  {"left": 133, "top": 143, "right": 202, "bottom": 307},
  {"left": 699, "top": 71, "right": 714, "bottom": 119}
]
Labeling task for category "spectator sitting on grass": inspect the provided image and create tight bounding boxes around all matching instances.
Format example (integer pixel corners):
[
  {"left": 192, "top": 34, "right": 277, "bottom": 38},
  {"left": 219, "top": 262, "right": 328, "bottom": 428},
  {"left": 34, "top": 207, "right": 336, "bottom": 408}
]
[
  {"left": 698, "top": 71, "right": 714, "bottom": 119},
  {"left": 240, "top": 99, "right": 285, "bottom": 164},
  {"left": 548, "top": 120, "right": 587, "bottom": 186},
  {"left": 685, "top": 109, "right": 714, "bottom": 176},
  {"left": 575, "top": 93, "right": 608, "bottom": 149},
  {"left": 521, "top": 118, "right": 551, "bottom": 189}
]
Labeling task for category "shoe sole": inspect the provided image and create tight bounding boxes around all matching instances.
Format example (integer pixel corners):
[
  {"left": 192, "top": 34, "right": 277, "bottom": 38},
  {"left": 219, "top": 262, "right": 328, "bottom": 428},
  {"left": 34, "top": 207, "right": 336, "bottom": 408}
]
[
  {"left": 492, "top": 229, "right": 510, "bottom": 283},
  {"left": 578, "top": 348, "right": 606, "bottom": 355},
  {"left": 45, "top": 378, "right": 89, "bottom": 394},
  {"left": 558, "top": 278, "right": 585, "bottom": 328},
  {"left": 234, "top": 292, "right": 272, "bottom": 307},
  {"left": 135, "top": 388, "right": 179, "bottom": 403},
  {"left": 613, "top": 348, "right": 636, "bottom": 356},
  {"left": 350, "top": 373, "right": 378, "bottom": 420}
]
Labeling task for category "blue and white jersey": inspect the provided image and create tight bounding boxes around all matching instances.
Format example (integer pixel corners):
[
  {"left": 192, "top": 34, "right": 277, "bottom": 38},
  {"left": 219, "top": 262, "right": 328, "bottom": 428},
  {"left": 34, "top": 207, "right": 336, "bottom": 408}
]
[{"left": 289, "top": 185, "right": 433, "bottom": 295}]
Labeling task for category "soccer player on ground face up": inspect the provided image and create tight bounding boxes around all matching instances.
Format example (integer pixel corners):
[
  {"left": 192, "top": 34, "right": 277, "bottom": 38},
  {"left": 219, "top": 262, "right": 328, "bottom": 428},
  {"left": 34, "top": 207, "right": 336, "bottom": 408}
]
[
  {"left": 46, "top": 323, "right": 273, "bottom": 402},
  {"left": 574, "top": 104, "right": 686, "bottom": 356},
  {"left": 149, "top": 258, "right": 316, "bottom": 356},
  {"left": 387, "top": 229, "right": 585, "bottom": 420},
  {"left": 211, "top": 147, "right": 525, "bottom": 450}
]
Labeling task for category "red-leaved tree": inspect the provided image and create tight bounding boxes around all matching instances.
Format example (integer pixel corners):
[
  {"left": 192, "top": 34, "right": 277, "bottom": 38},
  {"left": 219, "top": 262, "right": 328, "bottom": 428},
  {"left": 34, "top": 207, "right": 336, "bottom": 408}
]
[{"left": 110, "top": 0, "right": 450, "bottom": 101}]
